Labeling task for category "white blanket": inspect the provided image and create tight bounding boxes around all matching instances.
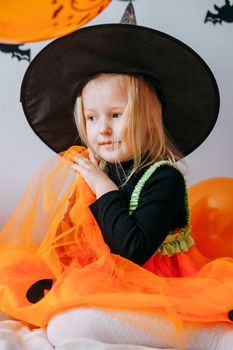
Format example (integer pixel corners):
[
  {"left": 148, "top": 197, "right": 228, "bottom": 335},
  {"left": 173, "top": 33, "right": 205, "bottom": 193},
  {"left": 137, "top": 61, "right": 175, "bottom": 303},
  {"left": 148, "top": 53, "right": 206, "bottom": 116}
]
[
  {"left": 0, "top": 308, "right": 176, "bottom": 350},
  {"left": 0, "top": 314, "right": 232, "bottom": 350},
  {"left": 0, "top": 320, "right": 176, "bottom": 350}
]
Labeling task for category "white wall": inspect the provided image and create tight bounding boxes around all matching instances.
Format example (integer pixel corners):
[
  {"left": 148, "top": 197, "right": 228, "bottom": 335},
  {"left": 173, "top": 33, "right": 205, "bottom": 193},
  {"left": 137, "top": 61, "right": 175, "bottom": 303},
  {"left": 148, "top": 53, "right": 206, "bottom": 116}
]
[{"left": 0, "top": 0, "right": 232, "bottom": 227}]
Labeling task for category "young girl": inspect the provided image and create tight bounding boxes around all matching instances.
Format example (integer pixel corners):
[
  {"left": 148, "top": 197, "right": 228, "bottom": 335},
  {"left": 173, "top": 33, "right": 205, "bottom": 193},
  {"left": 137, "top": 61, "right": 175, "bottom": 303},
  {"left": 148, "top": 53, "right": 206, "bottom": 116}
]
[
  {"left": 1, "top": 8, "right": 233, "bottom": 350},
  {"left": 71, "top": 73, "right": 187, "bottom": 268}
]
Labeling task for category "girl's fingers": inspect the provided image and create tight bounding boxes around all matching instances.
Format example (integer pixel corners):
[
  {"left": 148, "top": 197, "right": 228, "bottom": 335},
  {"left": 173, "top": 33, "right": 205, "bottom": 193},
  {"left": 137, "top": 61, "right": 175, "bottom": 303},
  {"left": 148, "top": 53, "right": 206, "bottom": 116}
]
[
  {"left": 71, "top": 163, "right": 80, "bottom": 174},
  {"left": 72, "top": 163, "right": 86, "bottom": 175},
  {"left": 72, "top": 156, "right": 95, "bottom": 174},
  {"left": 87, "top": 148, "right": 99, "bottom": 166},
  {"left": 88, "top": 151, "right": 99, "bottom": 167},
  {"left": 69, "top": 150, "right": 101, "bottom": 177},
  {"left": 73, "top": 155, "right": 90, "bottom": 168},
  {"left": 87, "top": 148, "right": 95, "bottom": 163}
]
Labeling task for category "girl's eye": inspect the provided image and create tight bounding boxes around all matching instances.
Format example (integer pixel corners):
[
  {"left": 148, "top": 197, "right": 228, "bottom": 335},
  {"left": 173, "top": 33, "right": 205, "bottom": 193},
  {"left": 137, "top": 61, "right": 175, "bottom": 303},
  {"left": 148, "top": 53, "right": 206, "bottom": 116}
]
[
  {"left": 112, "top": 113, "right": 122, "bottom": 118},
  {"left": 87, "top": 115, "right": 97, "bottom": 121}
]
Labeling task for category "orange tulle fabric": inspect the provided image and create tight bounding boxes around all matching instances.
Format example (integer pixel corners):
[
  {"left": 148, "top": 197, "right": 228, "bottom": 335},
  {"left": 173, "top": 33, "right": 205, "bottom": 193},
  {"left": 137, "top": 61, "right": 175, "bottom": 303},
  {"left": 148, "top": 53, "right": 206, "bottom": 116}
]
[{"left": 0, "top": 146, "right": 232, "bottom": 332}]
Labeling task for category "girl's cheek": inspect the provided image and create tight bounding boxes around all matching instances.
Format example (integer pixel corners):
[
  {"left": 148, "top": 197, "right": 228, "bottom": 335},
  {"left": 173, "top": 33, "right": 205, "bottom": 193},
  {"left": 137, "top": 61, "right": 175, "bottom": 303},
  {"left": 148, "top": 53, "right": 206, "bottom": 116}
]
[{"left": 86, "top": 127, "right": 93, "bottom": 139}]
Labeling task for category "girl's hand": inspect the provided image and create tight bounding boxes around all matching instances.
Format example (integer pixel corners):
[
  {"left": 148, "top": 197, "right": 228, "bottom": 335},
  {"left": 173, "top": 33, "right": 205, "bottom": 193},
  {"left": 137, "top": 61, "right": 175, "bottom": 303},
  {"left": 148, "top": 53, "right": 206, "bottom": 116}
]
[{"left": 70, "top": 148, "right": 118, "bottom": 198}]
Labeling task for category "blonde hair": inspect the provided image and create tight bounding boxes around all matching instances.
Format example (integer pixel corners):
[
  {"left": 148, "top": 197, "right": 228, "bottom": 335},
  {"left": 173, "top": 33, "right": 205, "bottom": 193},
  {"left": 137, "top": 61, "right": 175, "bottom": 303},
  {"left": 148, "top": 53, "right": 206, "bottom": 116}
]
[{"left": 74, "top": 73, "right": 182, "bottom": 181}]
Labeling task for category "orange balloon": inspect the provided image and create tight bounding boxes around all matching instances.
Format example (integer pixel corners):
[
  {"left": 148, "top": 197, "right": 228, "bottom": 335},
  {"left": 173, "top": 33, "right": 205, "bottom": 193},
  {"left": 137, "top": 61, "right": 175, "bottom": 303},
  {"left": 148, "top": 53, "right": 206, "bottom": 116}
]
[
  {"left": 189, "top": 177, "right": 233, "bottom": 259},
  {"left": 0, "top": 0, "right": 111, "bottom": 43}
]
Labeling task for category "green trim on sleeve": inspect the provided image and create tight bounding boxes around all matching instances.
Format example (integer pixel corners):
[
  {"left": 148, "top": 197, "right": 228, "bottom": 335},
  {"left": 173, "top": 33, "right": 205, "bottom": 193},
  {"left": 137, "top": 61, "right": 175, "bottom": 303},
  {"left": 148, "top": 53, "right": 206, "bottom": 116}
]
[
  {"left": 129, "top": 161, "right": 194, "bottom": 256},
  {"left": 129, "top": 160, "right": 171, "bottom": 214},
  {"left": 156, "top": 226, "right": 194, "bottom": 256}
]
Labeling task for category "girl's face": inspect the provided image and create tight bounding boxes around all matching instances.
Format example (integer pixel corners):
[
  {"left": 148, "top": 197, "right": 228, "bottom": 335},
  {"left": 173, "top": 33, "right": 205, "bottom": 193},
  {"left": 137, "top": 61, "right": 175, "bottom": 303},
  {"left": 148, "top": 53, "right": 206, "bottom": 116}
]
[{"left": 82, "top": 75, "right": 147, "bottom": 163}]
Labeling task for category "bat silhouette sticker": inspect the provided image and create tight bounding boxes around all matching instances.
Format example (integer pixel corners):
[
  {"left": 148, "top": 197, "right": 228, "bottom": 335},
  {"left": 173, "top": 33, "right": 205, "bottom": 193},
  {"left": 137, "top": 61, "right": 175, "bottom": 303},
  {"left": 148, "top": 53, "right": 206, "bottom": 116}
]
[
  {"left": 0, "top": 44, "right": 31, "bottom": 62},
  {"left": 205, "top": 0, "right": 233, "bottom": 24}
]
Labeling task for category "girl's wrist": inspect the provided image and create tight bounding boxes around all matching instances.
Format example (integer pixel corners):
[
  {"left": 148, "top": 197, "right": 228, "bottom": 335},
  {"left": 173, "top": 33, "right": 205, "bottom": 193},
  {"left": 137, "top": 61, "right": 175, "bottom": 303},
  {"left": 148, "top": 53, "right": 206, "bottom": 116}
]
[{"left": 95, "top": 180, "right": 119, "bottom": 199}]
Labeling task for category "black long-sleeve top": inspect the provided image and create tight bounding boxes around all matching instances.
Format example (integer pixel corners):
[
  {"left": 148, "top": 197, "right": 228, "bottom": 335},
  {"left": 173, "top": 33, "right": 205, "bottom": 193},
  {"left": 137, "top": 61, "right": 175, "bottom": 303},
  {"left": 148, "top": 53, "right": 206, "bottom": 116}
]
[{"left": 89, "top": 160, "right": 187, "bottom": 265}]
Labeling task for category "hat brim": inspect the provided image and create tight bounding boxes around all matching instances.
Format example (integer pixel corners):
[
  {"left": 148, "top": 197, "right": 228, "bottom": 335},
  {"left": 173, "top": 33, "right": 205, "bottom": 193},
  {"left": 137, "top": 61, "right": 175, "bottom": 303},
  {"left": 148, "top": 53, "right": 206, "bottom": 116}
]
[{"left": 20, "top": 24, "right": 219, "bottom": 156}]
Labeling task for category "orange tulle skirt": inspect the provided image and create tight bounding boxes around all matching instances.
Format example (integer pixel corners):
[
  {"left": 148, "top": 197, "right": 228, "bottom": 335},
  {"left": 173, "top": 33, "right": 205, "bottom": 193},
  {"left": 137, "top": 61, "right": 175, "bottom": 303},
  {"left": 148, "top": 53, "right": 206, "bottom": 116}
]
[{"left": 0, "top": 147, "right": 232, "bottom": 332}]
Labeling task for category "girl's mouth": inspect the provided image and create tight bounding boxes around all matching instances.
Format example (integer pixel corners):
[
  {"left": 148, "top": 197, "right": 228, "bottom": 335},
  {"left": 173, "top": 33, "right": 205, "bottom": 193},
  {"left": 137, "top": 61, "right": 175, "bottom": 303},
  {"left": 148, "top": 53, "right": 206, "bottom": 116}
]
[
  {"left": 99, "top": 141, "right": 112, "bottom": 145},
  {"left": 99, "top": 141, "right": 121, "bottom": 146}
]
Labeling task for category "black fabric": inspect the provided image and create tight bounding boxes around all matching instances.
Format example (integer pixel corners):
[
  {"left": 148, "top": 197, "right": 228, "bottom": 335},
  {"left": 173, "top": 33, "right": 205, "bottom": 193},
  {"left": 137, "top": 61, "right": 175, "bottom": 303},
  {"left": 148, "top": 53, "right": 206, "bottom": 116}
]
[{"left": 90, "top": 163, "right": 187, "bottom": 265}]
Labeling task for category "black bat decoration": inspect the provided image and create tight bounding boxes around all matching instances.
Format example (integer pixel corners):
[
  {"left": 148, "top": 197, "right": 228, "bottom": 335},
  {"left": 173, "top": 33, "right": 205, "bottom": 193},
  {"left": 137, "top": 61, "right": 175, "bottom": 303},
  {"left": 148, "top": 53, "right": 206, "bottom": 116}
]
[
  {"left": 205, "top": 0, "right": 233, "bottom": 24},
  {"left": 26, "top": 279, "right": 54, "bottom": 304},
  {"left": 0, "top": 44, "right": 31, "bottom": 62}
]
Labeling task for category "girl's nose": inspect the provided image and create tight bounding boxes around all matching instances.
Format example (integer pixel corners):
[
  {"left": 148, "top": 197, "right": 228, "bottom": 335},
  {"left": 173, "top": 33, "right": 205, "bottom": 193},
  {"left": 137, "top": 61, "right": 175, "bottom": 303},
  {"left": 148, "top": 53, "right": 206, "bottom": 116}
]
[{"left": 99, "top": 118, "right": 112, "bottom": 135}]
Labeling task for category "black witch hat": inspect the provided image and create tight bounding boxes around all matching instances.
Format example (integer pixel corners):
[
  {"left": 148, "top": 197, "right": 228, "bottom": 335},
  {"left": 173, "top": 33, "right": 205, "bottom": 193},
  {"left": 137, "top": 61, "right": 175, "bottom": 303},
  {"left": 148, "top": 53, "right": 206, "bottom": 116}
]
[{"left": 20, "top": 1, "right": 219, "bottom": 157}]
